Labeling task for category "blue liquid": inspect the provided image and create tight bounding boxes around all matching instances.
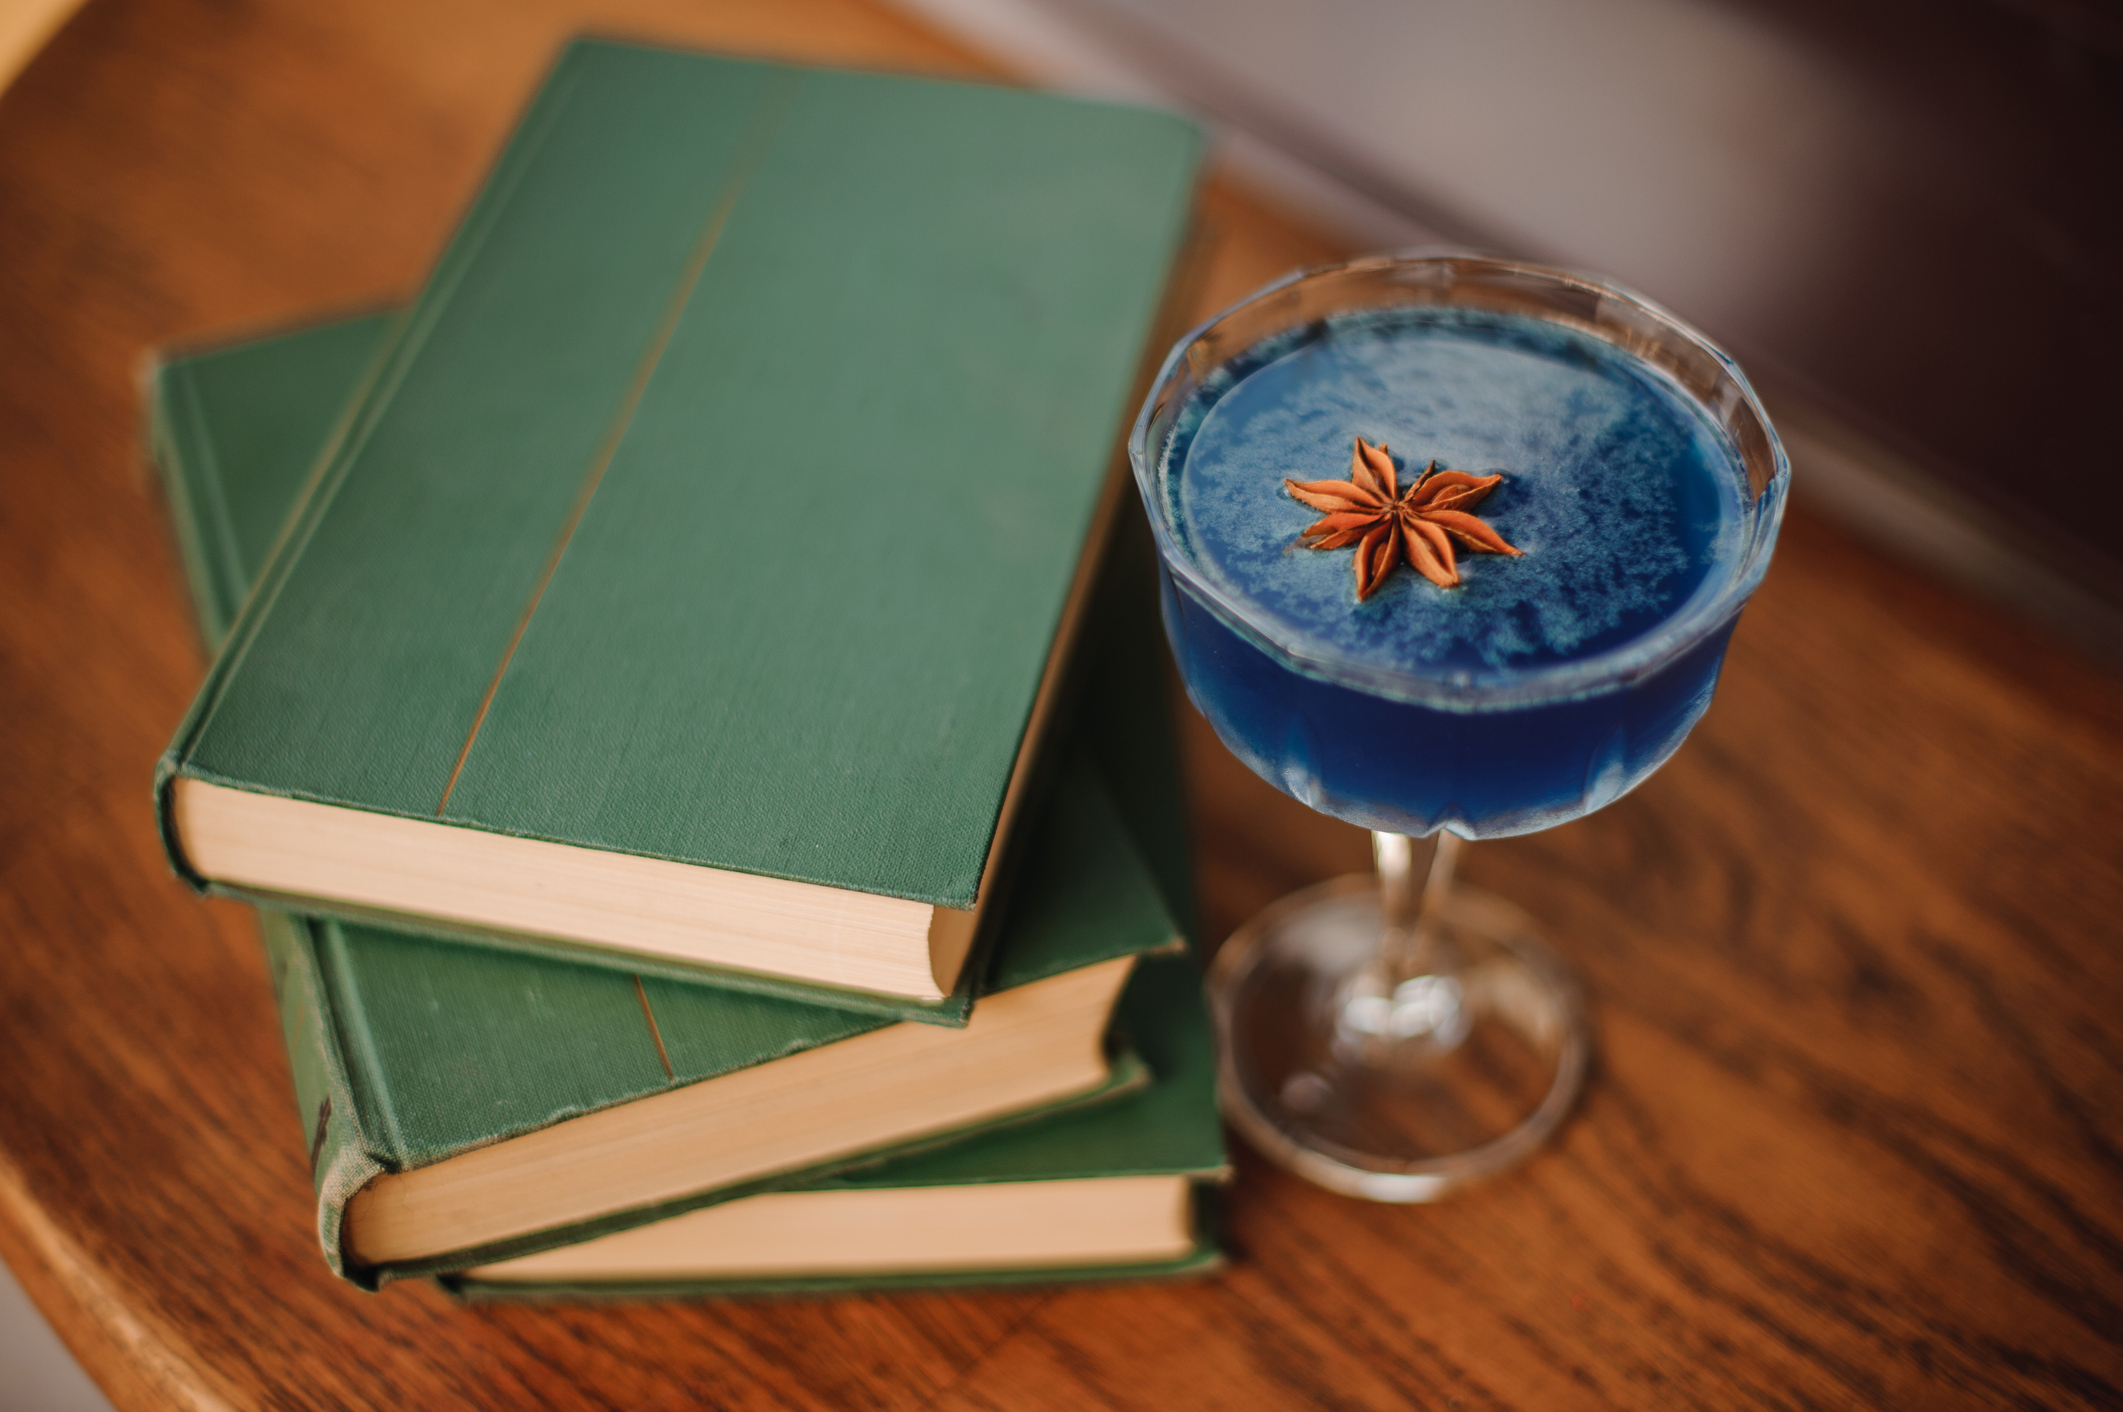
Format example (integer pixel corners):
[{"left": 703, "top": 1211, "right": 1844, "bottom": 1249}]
[{"left": 1155, "top": 307, "right": 1752, "bottom": 837}]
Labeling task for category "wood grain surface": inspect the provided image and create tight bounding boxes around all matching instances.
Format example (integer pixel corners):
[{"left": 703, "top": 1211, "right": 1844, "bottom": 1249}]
[{"left": 2, "top": 0, "right": 2120, "bottom": 1408}]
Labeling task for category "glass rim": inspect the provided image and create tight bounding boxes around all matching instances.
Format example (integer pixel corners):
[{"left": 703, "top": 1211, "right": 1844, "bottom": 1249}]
[{"left": 1127, "top": 250, "right": 1791, "bottom": 711}]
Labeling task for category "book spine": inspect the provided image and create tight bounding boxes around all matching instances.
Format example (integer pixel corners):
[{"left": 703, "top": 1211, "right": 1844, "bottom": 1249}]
[
  {"left": 255, "top": 910, "right": 385, "bottom": 1285},
  {"left": 154, "top": 41, "right": 596, "bottom": 887}
]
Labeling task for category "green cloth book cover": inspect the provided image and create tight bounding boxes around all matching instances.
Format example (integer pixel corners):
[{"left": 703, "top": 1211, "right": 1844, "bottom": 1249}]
[
  {"left": 154, "top": 40, "right": 1205, "bottom": 1013},
  {"left": 255, "top": 783, "right": 1169, "bottom": 1287},
  {"left": 148, "top": 306, "right": 1215, "bottom": 1289}
]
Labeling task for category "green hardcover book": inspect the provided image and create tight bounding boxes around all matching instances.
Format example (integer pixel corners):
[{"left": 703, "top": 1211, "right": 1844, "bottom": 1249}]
[
  {"left": 148, "top": 310, "right": 1214, "bottom": 1290},
  {"left": 449, "top": 955, "right": 1225, "bottom": 1298},
  {"left": 154, "top": 40, "right": 1205, "bottom": 1019},
  {"left": 256, "top": 773, "right": 1164, "bottom": 1289}
]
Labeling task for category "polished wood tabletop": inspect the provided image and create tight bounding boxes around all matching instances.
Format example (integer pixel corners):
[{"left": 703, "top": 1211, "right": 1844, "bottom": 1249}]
[{"left": 3, "top": 0, "right": 2121, "bottom": 1408}]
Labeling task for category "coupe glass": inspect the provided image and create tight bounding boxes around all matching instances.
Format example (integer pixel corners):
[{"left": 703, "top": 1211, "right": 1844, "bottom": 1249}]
[{"left": 1128, "top": 253, "right": 1788, "bottom": 1199}]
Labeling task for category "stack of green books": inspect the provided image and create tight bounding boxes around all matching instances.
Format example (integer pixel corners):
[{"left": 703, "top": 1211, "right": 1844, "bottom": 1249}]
[{"left": 145, "top": 40, "right": 1226, "bottom": 1298}]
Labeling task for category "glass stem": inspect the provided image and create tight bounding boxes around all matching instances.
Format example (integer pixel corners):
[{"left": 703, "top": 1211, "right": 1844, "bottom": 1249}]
[{"left": 1374, "top": 830, "right": 1462, "bottom": 984}]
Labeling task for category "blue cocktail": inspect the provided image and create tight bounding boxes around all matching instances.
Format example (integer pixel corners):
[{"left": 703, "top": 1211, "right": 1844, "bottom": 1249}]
[{"left": 1130, "top": 255, "right": 1786, "bottom": 1198}]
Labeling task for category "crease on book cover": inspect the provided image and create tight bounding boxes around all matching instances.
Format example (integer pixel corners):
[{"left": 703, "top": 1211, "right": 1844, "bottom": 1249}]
[{"left": 437, "top": 70, "right": 802, "bottom": 815}]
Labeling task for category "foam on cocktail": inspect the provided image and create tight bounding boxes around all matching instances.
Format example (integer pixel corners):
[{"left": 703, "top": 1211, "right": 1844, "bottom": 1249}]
[{"left": 1162, "top": 307, "right": 1746, "bottom": 677}]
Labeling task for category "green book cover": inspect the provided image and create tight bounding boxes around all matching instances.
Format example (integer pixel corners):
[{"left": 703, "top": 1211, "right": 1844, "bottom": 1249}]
[
  {"left": 155, "top": 40, "right": 1205, "bottom": 1012},
  {"left": 148, "top": 306, "right": 1212, "bottom": 1290},
  {"left": 256, "top": 761, "right": 1166, "bottom": 1289}
]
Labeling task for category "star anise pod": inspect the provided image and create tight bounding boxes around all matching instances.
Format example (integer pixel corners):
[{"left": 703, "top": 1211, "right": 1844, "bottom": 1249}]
[{"left": 1285, "top": 438, "right": 1524, "bottom": 599}]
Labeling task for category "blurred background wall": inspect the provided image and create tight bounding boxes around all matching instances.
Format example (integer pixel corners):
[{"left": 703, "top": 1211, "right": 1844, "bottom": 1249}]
[{"left": 906, "top": 0, "right": 2123, "bottom": 659}]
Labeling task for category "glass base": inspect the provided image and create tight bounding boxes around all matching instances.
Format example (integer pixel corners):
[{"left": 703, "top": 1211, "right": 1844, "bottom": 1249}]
[{"left": 1209, "top": 875, "right": 1591, "bottom": 1202}]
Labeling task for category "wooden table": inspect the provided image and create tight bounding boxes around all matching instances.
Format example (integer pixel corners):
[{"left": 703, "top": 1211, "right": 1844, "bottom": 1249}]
[{"left": 3, "top": 1, "right": 2120, "bottom": 1407}]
